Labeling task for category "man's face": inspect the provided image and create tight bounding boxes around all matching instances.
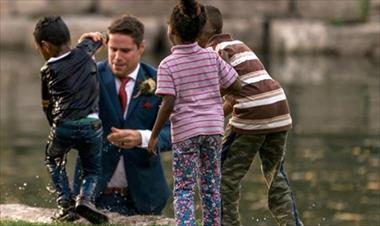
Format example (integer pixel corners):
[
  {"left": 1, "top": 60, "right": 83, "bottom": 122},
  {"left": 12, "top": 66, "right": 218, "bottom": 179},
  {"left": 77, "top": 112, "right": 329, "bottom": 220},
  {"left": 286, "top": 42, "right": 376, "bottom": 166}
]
[{"left": 107, "top": 33, "right": 145, "bottom": 78}]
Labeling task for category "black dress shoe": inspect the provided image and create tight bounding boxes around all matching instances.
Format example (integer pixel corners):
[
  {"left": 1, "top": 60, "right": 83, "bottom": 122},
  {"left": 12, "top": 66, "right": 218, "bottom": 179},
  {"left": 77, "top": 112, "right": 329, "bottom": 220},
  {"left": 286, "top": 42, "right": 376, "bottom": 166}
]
[
  {"left": 75, "top": 198, "right": 109, "bottom": 224},
  {"left": 52, "top": 205, "right": 80, "bottom": 222}
]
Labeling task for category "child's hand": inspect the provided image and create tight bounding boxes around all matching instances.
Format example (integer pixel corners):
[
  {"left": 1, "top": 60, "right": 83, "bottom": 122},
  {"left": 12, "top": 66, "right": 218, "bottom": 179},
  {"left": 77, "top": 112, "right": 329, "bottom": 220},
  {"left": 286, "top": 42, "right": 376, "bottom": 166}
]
[
  {"left": 147, "top": 137, "right": 158, "bottom": 156},
  {"left": 78, "top": 32, "right": 105, "bottom": 43},
  {"left": 78, "top": 32, "right": 107, "bottom": 55}
]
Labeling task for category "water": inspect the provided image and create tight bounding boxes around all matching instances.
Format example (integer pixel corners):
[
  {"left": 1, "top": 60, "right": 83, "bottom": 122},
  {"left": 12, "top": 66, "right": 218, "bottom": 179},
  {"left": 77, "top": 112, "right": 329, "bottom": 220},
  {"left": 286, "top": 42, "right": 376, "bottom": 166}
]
[{"left": 1, "top": 50, "right": 379, "bottom": 226}]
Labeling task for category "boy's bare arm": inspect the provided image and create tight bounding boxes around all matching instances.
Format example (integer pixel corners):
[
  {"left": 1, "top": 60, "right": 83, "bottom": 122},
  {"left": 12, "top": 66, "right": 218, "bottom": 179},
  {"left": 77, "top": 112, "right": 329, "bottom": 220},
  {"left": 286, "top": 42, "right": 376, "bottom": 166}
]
[
  {"left": 223, "top": 95, "right": 236, "bottom": 116},
  {"left": 222, "top": 78, "right": 242, "bottom": 96},
  {"left": 218, "top": 49, "right": 230, "bottom": 62}
]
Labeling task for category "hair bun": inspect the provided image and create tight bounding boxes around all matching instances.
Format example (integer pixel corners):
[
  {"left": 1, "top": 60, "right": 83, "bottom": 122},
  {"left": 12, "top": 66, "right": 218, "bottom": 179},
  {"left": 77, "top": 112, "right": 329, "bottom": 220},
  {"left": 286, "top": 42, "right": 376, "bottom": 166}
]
[{"left": 178, "top": 0, "right": 200, "bottom": 18}]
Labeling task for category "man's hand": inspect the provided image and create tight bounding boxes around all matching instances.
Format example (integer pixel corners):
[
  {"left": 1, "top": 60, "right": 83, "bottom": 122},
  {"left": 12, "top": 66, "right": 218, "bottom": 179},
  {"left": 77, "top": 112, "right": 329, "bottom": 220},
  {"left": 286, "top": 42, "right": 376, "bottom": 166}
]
[
  {"left": 107, "top": 127, "right": 142, "bottom": 149},
  {"left": 147, "top": 136, "right": 158, "bottom": 156}
]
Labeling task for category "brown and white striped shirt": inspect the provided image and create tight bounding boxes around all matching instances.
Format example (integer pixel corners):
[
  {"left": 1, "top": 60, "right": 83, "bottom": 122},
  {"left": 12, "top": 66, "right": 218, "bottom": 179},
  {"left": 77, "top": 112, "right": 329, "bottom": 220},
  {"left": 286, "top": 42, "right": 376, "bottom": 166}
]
[{"left": 207, "top": 34, "right": 292, "bottom": 134}]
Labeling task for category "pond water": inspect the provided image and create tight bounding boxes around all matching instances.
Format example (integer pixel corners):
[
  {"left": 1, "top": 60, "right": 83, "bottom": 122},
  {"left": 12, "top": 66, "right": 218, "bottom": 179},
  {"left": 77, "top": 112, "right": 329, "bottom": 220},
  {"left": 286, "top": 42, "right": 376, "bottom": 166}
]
[{"left": 0, "top": 50, "right": 379, "bottom": 226}]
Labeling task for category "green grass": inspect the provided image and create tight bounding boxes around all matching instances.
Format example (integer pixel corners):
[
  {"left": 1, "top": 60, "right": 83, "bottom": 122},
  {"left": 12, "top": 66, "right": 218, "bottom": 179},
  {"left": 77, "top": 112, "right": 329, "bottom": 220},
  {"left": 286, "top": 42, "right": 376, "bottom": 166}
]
[
  {"left": 0, "top": 220, "right": 206, "bottom": 226},
  {"left": 0, "top": 220, "right": 124, "bottom": 226},
  {"left": 0, "top": 220, "right": 85, "bottom": 226},
  {"left": 0, "top": 220, "right": 176, "bottom": 226}
]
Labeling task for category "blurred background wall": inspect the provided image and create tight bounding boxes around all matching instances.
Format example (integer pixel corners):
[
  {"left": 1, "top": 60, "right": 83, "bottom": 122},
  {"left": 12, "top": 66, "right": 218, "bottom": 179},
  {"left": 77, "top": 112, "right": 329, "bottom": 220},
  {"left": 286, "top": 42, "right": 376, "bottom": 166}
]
[{"left": 1, "top": 0, "right": 380, "bottom": 59}]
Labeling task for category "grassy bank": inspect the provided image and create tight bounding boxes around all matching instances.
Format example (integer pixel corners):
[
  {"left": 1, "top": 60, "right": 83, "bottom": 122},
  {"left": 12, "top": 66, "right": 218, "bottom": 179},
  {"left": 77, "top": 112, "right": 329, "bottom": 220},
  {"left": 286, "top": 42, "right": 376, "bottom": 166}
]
[
  {"left": 0, "top": 220, "right": 88, "bottom": 226},
  {"left": 0, "top": 220, "right": 175, "bottom": 226}
]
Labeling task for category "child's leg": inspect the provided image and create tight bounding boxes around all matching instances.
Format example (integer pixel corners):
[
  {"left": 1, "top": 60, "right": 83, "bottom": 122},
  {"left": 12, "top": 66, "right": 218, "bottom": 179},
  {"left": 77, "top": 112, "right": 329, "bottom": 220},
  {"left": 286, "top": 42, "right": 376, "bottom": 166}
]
[
  {"left": 45, "top": 132, "right": 73, "bottom": 206},
  {"left": 74, "top": 118, "right": 108, "bottom": 224},
  {"left": 45, "top": 128, "right": 78, "bottom": 222},
  {"left": 75, "top": 124, "right": 102, "bottom": 201},
  {"left": 221, "top": 132, "right": 264, "bottom": 226},
  {"left": 259, "top": 131, "right": 303, "bottom": 226},
  {"left": 198, "top": 135, "right": 222, "bottom": 226},
  {"left": 172, "top": 137, "right": 200, "bottom": 226}
]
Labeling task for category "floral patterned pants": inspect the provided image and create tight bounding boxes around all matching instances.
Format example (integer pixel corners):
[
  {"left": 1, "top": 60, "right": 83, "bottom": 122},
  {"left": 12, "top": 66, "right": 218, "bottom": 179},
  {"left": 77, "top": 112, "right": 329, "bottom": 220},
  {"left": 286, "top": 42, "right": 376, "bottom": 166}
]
[{"left": 172, "top": 134, "right": 222, "bottom": 226}]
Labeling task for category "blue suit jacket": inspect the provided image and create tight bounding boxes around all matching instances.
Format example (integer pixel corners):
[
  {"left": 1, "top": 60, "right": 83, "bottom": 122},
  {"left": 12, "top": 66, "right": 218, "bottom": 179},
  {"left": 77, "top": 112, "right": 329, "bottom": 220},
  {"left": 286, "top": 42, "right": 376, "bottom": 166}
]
[{"left": 74, "top": 61, "right": 171, "bottom": 214}]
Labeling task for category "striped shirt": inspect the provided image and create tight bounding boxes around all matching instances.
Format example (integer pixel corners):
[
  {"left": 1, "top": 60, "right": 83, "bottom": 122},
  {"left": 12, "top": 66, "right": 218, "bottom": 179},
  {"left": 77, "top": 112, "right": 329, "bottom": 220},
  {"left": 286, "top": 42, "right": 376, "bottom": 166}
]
[
  {"left": 156, "top": 42, "right": 238, "bottom": 143},
  {"left": 207, "top": 34, "right": 292, "bottom": 134}
]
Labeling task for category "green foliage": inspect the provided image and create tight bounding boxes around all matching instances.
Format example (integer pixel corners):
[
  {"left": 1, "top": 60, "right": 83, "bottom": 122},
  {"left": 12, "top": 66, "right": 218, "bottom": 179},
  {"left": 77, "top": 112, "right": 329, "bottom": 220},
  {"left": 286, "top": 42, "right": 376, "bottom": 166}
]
[
  {"left": 329, "top": 0, "right": 370, "bottom": 26},
  {"left": 358, "top": 0, "right": 370, "bottom": 22},
  {"left": 329, "top": 18, "right": 345, "bottom": 27}
]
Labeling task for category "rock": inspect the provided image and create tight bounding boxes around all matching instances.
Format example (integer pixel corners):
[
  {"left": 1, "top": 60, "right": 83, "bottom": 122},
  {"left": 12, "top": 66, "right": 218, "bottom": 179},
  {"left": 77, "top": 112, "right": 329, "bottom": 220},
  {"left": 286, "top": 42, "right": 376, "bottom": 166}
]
[
  {"left": 270, "top": 19, "right": 330, "bottom": 54},
  {"left": 327, "top": 22, "right": 380, "bottom": 57},
  {"left": 0, "top": 15, "right": 164, "bottom": 53},
  {"left": 297, "top": 0, "right": 364, "bottom": 21},
  {"left": 0, "top": 203, "right": 175, "bottom": 225},
  {"left": 0, "top": 0, "right": 94, "bottom": 17},
  {"left": 270, "top": 19, "right": 380, "bottom": 57},
  {"left": 1, "top": 14, "right": 379, "bottom": 58}
]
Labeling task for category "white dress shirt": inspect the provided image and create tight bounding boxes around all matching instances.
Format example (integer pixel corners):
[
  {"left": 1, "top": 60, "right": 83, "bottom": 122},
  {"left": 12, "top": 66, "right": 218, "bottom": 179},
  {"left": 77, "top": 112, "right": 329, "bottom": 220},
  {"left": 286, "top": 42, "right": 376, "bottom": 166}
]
[{"left": 107, "top": 63, "right": 152, "bottom": 188}]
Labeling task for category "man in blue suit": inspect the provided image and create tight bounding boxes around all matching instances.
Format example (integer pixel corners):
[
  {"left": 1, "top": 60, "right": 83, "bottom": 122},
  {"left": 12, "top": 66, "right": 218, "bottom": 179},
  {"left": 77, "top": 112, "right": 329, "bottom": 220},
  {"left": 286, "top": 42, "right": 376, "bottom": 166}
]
[{"left": 74, "top": 15, "right": 171, "bottom": 216}]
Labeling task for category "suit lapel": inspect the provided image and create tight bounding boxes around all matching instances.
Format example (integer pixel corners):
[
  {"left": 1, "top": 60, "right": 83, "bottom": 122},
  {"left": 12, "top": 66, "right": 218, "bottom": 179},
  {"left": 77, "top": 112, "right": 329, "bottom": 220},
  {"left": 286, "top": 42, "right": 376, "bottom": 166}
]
[
  {"left": 102, "top": 65, "right": 124, "bottom": 122},
  {"left": 126, "top": 66, "right": 146, "bottom": 120}
]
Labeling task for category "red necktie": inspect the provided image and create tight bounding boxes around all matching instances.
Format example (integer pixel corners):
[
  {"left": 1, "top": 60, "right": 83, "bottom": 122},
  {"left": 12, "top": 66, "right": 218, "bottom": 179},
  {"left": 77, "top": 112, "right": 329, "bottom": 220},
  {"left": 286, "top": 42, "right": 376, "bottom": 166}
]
[{"left": 118, "top": 77, "right": 130, "bottom": 113}]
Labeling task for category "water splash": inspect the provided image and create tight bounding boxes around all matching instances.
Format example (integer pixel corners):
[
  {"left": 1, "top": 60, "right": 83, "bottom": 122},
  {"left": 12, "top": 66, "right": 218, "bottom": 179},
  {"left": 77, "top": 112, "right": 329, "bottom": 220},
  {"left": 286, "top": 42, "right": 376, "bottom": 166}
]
[{"left": 102, "top": 141, "right": 113, "bottom": 152}]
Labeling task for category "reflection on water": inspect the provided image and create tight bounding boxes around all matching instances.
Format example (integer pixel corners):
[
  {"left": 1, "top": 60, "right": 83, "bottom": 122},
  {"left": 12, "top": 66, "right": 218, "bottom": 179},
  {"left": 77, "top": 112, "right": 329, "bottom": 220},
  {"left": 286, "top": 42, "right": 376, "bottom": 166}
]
[{"left": 1, "top": 50, "right": 379, "bottom": 226}]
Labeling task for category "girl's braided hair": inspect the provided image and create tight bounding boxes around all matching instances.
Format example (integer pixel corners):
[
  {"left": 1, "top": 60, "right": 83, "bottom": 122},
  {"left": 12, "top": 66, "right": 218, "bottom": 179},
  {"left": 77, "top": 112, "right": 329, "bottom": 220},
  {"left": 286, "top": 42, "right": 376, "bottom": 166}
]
[{"left": 169, "top": 0, "right": 207, "bottom": 42}]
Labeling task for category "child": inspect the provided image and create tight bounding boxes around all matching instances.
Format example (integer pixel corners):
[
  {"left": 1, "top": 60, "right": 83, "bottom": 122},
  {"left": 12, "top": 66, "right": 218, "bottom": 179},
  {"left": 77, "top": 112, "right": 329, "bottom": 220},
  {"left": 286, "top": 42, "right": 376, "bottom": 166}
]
[
  {"left": 147, "top": 0, "right": 241, "bottom": 225},
  {"left": 197, "top": 5, "right": 304, "bottom": 226},
  {"left": 33, "top": 16, "right": 108, "bottom": 224}
]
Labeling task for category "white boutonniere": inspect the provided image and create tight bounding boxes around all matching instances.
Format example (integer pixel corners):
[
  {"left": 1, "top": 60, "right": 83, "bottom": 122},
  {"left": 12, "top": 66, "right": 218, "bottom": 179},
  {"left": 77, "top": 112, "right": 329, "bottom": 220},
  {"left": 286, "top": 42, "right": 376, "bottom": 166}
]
[{"left": 133, "top": 78, "right": 156, "bottom": 98}]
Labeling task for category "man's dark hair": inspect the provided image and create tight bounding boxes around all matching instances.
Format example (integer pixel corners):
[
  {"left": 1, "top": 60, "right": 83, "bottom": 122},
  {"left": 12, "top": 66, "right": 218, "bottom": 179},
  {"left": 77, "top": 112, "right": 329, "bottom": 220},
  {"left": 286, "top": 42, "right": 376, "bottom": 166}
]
[
  {"left": 205, "top": 5, "right": 223, "bottom": 34},
  {"left": 169, "top": 0, "right": 207, "bottom": 43},
  {"left": 108, "top": 15, "right": 145, "bottom": 46},
  {"left": 33, "top": 16, "right": 71, "bottom": 46}
]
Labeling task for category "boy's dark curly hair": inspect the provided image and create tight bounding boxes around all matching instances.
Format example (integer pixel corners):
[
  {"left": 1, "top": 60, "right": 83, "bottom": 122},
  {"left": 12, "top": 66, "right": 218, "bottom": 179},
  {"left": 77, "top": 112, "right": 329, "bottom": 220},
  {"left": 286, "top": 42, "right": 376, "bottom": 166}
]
[
  {"left": 33, "top": 16, "right": 70, "bottom": 46},
  {"left": 107, "top": 15, "right": 145, "bottom": 46},
  {"left": 169, "top": 0, "right": 207, "bottom": 43}
]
